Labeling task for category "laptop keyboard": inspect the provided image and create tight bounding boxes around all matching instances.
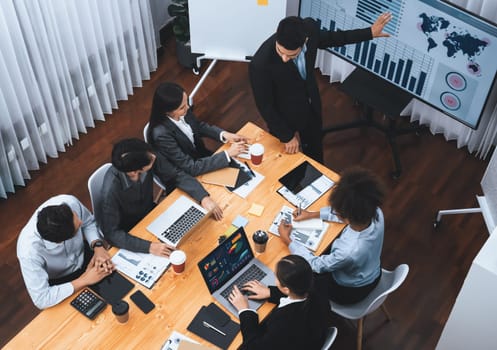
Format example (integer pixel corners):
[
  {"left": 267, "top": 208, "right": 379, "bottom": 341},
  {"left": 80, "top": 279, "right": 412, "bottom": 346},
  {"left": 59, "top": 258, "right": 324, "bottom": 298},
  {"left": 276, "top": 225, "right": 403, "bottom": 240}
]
[
  {"left": 220, "top": 264, "right": 267, "bottom": 300},
  {"left": 160, "top": 206, "right": 205, "bottom": 244}
]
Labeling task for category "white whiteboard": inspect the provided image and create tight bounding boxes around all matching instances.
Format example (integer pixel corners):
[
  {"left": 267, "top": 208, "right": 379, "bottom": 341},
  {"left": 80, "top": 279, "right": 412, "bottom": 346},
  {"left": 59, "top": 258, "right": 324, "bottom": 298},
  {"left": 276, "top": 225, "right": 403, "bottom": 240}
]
[{"left": 189, "top": 0, "right": 287, "bottom": 62}]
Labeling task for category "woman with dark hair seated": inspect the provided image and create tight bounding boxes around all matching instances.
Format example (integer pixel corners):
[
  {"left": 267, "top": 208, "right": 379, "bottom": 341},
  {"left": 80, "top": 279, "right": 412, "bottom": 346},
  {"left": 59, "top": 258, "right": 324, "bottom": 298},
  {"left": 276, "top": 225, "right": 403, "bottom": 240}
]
[
  {"left": 228, "top": 255, "right": 330, "bottom": 350},
  {"left": 279, "top": 166, "right": 386, "bottom": 305},
  {"left": 148, "top": 82, "right": 248, "bottom": 177}
]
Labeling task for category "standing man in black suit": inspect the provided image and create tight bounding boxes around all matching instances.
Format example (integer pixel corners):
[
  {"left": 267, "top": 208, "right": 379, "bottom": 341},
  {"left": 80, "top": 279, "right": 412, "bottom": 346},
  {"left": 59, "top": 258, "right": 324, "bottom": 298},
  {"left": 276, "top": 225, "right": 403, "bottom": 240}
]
[{"left": 249, "top": 13, "right": 392, "bottom": 163}]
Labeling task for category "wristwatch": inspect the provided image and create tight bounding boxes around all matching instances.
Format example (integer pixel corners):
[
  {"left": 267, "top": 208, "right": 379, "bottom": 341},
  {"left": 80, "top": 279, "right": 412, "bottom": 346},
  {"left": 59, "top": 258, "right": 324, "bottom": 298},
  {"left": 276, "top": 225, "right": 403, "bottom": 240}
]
[{"left": 92, "top": 240, "right": 104, "bottom": 249}]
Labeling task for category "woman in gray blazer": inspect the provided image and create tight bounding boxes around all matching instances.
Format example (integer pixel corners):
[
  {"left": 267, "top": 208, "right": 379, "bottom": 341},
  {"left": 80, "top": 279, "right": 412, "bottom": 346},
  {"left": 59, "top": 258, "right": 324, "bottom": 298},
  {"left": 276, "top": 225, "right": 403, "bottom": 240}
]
[{"left": 148, "top": 82, "right": 248, "bottom": 176}]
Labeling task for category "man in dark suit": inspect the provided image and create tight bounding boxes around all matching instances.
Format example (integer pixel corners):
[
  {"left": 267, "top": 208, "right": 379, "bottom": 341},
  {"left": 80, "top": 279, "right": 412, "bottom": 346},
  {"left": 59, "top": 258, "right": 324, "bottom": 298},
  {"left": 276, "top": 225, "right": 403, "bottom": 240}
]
[
  {"left": 249, "top": 13, "right": 392, "bottom": 163},
  {"left": 99, "top": 138, "right": 223, "bottom": 257}
]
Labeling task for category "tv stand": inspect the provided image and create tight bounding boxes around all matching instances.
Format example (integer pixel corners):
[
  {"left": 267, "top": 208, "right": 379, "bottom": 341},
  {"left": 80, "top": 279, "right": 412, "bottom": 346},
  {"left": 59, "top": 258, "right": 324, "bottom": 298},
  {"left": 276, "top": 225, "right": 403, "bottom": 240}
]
[{"left": 323, "top": 68, "right": 425, "bottom": 179}]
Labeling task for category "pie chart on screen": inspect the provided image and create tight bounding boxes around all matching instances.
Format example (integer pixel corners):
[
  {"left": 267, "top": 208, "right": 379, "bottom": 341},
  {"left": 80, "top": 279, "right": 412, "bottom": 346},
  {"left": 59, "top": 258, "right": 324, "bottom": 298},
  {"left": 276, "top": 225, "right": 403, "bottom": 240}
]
[
  {"left": 446, "top": 72, "right": 467, "bottom": 91},
  {"left": 440, "top": 92, "right": 461, "bottom": 111}
]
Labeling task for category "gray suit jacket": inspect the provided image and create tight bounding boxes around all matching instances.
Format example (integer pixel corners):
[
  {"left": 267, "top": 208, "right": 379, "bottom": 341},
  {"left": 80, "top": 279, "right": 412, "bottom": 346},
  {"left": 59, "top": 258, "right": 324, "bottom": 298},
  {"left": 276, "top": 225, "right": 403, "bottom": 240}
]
[
  {"left": 150, "top": 110, "right": 230, "bottom": 176},
  {"left": 99, "top": 156, "right": 208, "bottom": 253}
]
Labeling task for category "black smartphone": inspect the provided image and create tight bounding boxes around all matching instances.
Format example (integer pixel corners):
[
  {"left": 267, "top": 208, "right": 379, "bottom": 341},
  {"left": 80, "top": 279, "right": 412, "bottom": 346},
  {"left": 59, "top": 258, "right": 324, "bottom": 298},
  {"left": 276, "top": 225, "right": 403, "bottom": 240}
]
[{"left": 130, "top": 290, "right": 155, "bottom": 314}]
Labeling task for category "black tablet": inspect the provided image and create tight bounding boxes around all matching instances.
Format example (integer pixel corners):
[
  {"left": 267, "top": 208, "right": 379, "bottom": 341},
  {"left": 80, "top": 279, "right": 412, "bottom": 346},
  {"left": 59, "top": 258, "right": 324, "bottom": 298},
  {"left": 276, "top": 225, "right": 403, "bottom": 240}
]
[
  {"left": 278, "top": 161, "right": 322, "bottom": 194},
  {"left": 89, "top": 271, "right": 134, "bottom": 304}
]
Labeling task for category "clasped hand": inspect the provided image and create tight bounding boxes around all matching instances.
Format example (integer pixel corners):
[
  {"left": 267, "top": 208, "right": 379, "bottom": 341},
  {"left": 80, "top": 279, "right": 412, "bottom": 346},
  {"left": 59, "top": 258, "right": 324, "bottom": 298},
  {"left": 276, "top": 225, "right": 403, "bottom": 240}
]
[{"left": 83, "top": 255, "right": 115, "bottom": 285}]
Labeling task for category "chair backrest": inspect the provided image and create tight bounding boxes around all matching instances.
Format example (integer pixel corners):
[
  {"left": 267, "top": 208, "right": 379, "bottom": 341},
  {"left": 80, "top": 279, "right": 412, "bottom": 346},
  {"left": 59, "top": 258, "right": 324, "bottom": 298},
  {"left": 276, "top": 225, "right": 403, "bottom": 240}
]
[
  {"left": 142, "top": 122, "right": 166, "bottom": 192},
  {"left": 330, "top": 264, "right": 409, "bottom": 320},
  {"left": 143, "top": 122, "right": 149, "bottom": 143},
  {"left": 363, "top": 264, "right": 409, "bottom": 316},
  {"left": 321, "top": 326, "right": 338, "bottom": 350},
  {"left": 87, "top": 163, "right": 112, "bottom": 222}
]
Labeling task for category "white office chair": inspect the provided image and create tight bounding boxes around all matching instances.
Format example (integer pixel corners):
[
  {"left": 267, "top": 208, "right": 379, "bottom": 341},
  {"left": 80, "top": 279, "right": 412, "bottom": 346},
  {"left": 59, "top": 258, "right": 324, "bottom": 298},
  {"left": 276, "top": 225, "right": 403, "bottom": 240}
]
[
  {"left": 321, "top": 326, "right": 338, "bottom": 350},
  {"left": 330, "top": 264, "right": 409, "bottom": 350},
  {"left": 143, "top": 122, "right": 166, "bottom": 202},
  {"left": 87, "top": 163, "right": 112, "bottom": 222}
]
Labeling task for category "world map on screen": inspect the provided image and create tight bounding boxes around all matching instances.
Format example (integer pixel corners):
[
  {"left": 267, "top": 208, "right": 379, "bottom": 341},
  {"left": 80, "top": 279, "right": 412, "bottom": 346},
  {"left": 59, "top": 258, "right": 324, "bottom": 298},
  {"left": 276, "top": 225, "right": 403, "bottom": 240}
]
[{"left": 418, "top": 13, "right": 489, "bottom": 75}]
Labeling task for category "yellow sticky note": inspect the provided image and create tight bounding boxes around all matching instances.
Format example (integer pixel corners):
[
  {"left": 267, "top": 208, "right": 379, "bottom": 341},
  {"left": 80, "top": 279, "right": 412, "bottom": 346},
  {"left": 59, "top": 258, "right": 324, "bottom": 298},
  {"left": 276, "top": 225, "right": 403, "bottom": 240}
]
[
  {"left": 257, "top": 0, "right": 268, "bottom": 6},
  {"left": 222, "top": 225, "right": 239, "bottom": 237},
  {"left": 249, "top": 203, "right": 265, "bottom": 216}
]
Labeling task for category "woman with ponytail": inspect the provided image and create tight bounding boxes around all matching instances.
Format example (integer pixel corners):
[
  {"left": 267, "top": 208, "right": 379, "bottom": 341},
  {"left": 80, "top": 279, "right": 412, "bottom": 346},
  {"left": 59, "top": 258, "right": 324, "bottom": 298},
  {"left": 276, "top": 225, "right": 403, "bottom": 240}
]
[{"left": 229, "top": 255, "right": 330, "bottom": 350}]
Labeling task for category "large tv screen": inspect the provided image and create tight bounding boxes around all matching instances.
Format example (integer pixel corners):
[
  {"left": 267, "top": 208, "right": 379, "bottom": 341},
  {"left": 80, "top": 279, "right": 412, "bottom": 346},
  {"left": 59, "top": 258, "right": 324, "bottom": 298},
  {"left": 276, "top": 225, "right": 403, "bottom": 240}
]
[{"left": 299, "top": 0, "right": 497, "bottom": 129}]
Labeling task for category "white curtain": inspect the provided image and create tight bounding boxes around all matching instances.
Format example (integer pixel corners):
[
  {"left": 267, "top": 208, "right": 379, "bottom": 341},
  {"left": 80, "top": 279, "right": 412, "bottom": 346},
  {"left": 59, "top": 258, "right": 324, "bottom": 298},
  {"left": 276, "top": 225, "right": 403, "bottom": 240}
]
[
  {"left": 315, "top": 0, "right": 497, "bottom": 159},
  {"left": 0, "top": 0, "right": 157, "bottom": 199}
]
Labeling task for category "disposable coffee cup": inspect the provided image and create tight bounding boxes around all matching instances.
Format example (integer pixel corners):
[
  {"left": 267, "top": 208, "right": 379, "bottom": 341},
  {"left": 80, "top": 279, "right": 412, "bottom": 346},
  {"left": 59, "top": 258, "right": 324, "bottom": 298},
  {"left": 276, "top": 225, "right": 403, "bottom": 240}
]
[
  {"left": 249, "top": 143, "right": 264, "bottom": 166},
  {"left": 112, "top": 300, "right": 129, "bottom": 323},
  {"left": 170, "top": 250, "right": 186, "bottom": 273},
  {"left": 252, "top": 230, "right": 269, "bottom": 253}
]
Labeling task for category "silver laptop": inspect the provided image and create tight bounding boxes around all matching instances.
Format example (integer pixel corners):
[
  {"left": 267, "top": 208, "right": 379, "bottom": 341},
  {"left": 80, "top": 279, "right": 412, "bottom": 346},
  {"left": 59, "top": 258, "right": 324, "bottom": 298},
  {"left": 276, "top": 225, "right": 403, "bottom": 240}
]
[
  {"left": 146, "top": 195, "right": 208, "bottom": 247},
  {"left": 197, "top": 227, "right": 275, "bottom": 317}
]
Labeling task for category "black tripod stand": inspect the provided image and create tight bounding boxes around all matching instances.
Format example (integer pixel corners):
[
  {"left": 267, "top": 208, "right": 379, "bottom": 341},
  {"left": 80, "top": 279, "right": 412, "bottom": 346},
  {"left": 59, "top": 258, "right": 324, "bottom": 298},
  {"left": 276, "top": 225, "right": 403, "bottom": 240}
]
[{"left": 323, "top": 68, "right": 425, "bottom": 179}]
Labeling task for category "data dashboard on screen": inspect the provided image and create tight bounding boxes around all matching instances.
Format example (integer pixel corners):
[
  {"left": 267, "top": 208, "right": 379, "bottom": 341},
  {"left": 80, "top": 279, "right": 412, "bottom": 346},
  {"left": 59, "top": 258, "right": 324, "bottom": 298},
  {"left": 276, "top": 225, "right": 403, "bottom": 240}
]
[{"left": 299, "top": 0, "right": 497, "bottom": 129}]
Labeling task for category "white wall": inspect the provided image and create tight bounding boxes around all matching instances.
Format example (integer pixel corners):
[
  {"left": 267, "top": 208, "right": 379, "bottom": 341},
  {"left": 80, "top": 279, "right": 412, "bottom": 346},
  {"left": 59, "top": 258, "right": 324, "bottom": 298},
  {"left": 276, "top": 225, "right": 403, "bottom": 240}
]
[{"left": 436, "top": 226, "right": 497, "bottom": 350}]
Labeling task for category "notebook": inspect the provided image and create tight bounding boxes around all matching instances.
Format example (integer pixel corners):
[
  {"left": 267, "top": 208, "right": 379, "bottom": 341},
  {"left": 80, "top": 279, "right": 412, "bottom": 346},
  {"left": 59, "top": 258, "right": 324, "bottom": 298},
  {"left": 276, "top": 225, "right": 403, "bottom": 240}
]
[
  {"left": 277, "top": 161, "right": 334, "bottom": 209},
  {"left": 147, "top": 195, "right": 208, "bottom": 247},
  {"left": 197, "top": 227, "right": 275, "bottom": 317},
  {"left": 200, "top": 167, "right": 240, "bottom": 187}
]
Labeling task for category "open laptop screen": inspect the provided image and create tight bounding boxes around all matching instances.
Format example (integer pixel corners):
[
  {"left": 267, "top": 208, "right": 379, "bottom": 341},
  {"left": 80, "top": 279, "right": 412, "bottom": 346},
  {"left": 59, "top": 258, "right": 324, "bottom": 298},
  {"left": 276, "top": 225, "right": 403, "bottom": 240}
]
[
  {"left": 198, "top": 227, "right": 254, "bottom": 294},
  {"left": 278, "top": 161, "right": 322, "bottom": 194}
]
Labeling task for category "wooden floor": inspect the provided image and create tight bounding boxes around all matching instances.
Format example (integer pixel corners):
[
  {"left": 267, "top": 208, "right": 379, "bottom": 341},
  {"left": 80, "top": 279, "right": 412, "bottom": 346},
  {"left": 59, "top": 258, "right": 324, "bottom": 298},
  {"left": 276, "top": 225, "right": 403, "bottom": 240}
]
[{"left": 0, "top": 40, "right": 489, "bottom": 349}]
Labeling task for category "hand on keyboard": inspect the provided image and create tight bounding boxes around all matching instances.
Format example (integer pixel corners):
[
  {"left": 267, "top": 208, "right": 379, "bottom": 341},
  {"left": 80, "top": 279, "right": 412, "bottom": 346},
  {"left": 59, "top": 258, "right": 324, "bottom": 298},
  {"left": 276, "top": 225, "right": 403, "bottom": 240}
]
[
  {"left": 241, "top": 289, "right": 255, "bottom": 296},
  {"left": 241, "top": 280, "right": 270, "bottom": 300},
  {"left": 201, "top": 196, "right": 223, "bottom": 221},
  {"left": 228, "top": 285, "right": 249, "bottom": 311}
]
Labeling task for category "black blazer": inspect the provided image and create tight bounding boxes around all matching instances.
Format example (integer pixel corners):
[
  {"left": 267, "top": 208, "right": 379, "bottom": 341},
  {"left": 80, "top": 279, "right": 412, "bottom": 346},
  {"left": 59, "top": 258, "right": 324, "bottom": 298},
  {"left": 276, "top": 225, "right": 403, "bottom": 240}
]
[
  {"left": 238, "top": 286, "right": 330, "bottom": 350},
  {"left": 249, "top": 18, "right": 372, "bottom": 143},
  {"left": 150, "top": 110, "right": 230, "bottom": 176}
]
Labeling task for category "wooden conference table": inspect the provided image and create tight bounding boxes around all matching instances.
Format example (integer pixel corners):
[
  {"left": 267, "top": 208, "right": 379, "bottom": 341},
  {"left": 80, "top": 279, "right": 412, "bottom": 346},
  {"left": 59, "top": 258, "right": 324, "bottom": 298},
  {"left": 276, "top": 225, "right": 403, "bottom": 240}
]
[{"left": 6, "top": 122, "right": 345, "bottom": 350}]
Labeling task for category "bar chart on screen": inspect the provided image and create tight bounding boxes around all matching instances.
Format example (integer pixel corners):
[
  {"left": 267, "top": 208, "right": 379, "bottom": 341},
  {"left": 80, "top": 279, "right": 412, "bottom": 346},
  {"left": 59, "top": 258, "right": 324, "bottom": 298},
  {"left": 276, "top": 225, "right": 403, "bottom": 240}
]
[{"left": 300, "top": 0, "right": 497, "bottom": 129}]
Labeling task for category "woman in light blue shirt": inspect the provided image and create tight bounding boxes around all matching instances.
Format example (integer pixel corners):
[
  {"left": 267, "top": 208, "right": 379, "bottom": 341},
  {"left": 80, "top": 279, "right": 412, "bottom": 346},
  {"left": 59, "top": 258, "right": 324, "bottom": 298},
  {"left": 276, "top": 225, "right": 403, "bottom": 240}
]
[{"left": 279, "top": 167, "right": 386, "bottom": 304}]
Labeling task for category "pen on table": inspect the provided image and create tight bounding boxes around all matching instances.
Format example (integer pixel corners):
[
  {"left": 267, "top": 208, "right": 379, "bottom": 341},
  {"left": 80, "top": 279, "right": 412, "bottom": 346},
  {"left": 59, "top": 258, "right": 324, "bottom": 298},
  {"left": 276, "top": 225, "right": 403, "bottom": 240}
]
[
  {"left": 297, "top": 201, "right": 302, "bottom": 216},
  {"left": 203, "top": 321, "right": 226, "bottom": 336},
  {"left": 244, "top": 161, "right": 256, "bottom": 177}
]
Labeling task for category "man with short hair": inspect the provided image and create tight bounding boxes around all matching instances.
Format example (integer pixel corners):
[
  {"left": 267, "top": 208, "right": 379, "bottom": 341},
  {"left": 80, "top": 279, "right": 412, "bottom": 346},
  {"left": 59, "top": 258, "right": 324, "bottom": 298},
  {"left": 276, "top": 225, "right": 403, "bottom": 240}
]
[
  {"left": 249, "top": 13, "right": 392, "bottom": 163},
  {"left": 17, "top": 194, "right": 114, "bottom": 309},
  {"left": 99, "top": 138, "right": 221, "bottom": 257}
]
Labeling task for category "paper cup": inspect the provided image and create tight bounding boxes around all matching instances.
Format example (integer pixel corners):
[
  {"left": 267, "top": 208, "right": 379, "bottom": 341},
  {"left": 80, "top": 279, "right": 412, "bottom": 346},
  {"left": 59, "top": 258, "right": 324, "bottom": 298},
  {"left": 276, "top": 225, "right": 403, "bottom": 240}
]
[
  {"left": 170, "top": 250, "right": 186, "bottom": 274},
  {"left": 112, "top": 300, "right": 129, "bottom": 323},
  {"left": 253, "top": 230, "right": 268, "bottom": 253},
  {"left": 249, "top": 143, "right": 264, "bottom": 166}
]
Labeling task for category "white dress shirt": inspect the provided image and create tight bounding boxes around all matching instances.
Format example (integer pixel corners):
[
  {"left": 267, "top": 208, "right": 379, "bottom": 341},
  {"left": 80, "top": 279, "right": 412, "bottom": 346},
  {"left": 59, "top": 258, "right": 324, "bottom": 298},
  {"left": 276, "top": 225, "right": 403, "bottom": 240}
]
[
  {"left": 168, "top": 115, "right": 195, "bottom": 144},
  {"left": 16, "top": 195, "right": 101, "bottom": 309}
]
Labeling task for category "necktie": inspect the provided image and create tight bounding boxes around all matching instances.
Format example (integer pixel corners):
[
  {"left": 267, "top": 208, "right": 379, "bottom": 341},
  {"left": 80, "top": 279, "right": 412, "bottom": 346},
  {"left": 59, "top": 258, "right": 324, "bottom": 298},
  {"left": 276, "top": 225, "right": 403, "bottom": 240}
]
[{"left": 294, "top": 50, "right": 307, "bottom": 80}]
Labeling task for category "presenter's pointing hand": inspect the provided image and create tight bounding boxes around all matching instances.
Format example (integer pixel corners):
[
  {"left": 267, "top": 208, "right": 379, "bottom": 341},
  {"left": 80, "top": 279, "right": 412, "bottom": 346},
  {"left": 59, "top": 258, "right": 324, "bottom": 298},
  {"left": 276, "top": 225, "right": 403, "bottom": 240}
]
[{"left": 371, "top": 12, "right": 392, "bottom": 38}]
